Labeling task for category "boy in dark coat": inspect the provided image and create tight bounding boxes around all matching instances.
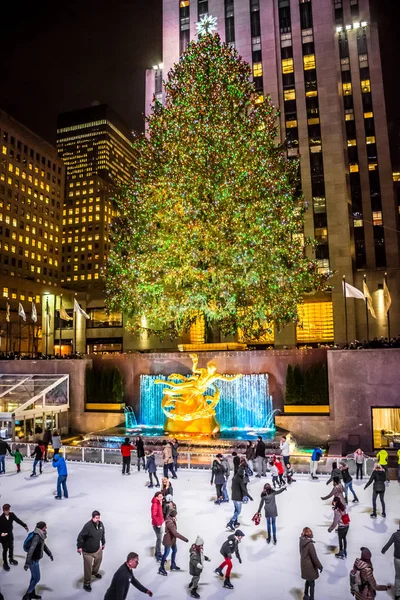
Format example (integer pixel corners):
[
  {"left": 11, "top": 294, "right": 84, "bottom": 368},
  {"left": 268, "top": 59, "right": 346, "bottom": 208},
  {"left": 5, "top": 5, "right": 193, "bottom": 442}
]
[
  {"left": 0, "top": 503, "right": 29, "bottom": 570},
  {"left": 210, "top": 454, "right": 226, "bottom": 504},
  {"left": 188, "top": 535, "right": 210, "bottom": 599},
  {"left": 30, "top": 441, "right": 45, "bottom": 477},
  {"left": 104, "top": 552, "right": 152, "bottom": 600},
  {"left": 136, "top": 436, "right": 145, "bottom": 471},
  {"left": 23, "top": 521, "right": 53, "bottom": 600},
  {"left": 145, "top": 451, "right": 160, "bottom": 487},
  {"left": 226, "top": 468, "right": 248, "bottom": 531},
  {"left": 214, "top": 530, "right": 245, "bottom": 590}
]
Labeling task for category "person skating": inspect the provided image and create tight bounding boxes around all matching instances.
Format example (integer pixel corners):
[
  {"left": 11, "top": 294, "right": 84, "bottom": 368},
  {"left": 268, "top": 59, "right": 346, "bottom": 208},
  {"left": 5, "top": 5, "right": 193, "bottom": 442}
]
[
  {"left": 0, "top": 439, "right": 12, "bottom": 474},
  {"left": 151, "top": 492, "right": 164, "bottom": 562},
  {"left": 22, "top": 521, "right": 54, "bottom": 600},
  {"left": 160, "top": 476, "right": 173, "bottom": 499},
  {"left": 136, "top": 436, "right": 145, "bottom": 471},
  {"left": 211, "top": 454, "right": 226, "bottom": 505},
  {"left": 397, "top": 447, "right": 400, "bottom": 483},
  {"left": 77, "top": 510, "right": 106, "bottom": 592},
  {"left": 351, "top": 448, "right": 367, "bottom": 480},
  {"left": 214, "top": 530, "right": 245, "bottom": 590},
  {"left": 285, "top": 462, "right": 296, "bottom": 484},
  {"left": 121, "top": 438, "right": 135, "bottom": 475},
  {"left": 299, "top": 527, "right": 323, "bottom": 600},
  {"left": 162, "top": 495, "right": 176, "bottom": 520},
  {"left": 340, "top": 461, "right": 359, "bottom": 503},
  {"left": 42, "top": 428, "right": 52, "bottom": 462},
  {"left": 221, "top": 455, "right": 230, "bottom": 502},
  {"left": 381, "top": 525, "right": 400, "bottom": 600},
  {"left": 14, "top": 446, "right": 23, "bottom": 473},
  {"left": 327, "top": 497, "right": 350, "bottom": 559},
  {"left": 52, "top": 453, "right": 68, "bottom": 499},
  {"left": 274, "top": 455, "right": 286, "bottom": 487},
  {"left": 280, "top": 435, "right": 290, "bottom": 466},
  {"left": 245, "top": 441, "right": 255, "bottom": 474},
  {"left": 30, "top": 441, "right": 45, "bottom": 477},
  {"left": 255, "top": 436, "right": 266, "bottom": 477},
  {"left": 51, "top": 431, "right": 61, "bottom": 456},
  {"left": 268, "top": 460, "right": 280, "bottom": 489},
  {"left": 0, "top": 503, "right": 28, "bottom": 571},
  {"left": 188, "top": 536, "right": 211, "bottom": 599},
  {"left": 321, "top": 476, "right": 346, "bottom": 506},
  {"left": 257, "top": 482, "right": 287, "bottom": 544},
  {"left": 145, "top": 450, "right": 160, "bottom": 487},
  {"left": 162, "top": 440, "right": 177, "bottom": 479},
  {"left": 310, "top": 447, "right": 323, "bottom": 480},
  {"left": 158, "top": 509, "right": 188, "bottom": 576},
  {"left": 226, "top": 466, "right": 248, "bottom": 531},
  {"left": 104, "top": 552, "right": 153, "bottom": 600},
  {"left": 351, "top": 547, "right": 391, "bottom": 599},
  {"left": 376, "top": 448, "right": 389, "bottom": 478},
  {"left": 171, "top": 438, "right": 179, "bottom": 472},
  {"left": 364, "top": 463, "right": 387, "bottom": 518},
  {"left": 326, "top": 461, "right": 342, "bottom": 485},
  {"left": 231, "top": 451, "right": 240, "bottom": 475}
]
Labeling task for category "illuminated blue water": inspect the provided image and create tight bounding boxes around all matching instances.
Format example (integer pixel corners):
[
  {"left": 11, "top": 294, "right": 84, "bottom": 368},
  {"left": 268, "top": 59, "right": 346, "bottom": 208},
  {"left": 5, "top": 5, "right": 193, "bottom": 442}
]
[{"left": 138, "top": 373, "right": 275, "bottom": 432}]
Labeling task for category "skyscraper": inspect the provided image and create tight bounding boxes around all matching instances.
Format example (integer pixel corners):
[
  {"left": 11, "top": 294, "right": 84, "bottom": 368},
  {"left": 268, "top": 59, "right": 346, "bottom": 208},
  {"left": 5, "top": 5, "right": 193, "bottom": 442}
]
[
  {"left": 57, "top": 104, "right": 135, "bottom": 289},
  {"left": 145, "top": 0, "right": 400, "bottom": 345}
]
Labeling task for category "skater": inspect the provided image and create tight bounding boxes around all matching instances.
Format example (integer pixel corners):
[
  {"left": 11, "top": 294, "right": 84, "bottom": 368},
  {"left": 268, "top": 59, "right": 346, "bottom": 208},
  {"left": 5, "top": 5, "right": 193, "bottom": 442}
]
[
  {"left": 398, "top": 447, "right": 400, "bottom": 483},
  {"left": 274, "top": 455, "right": 286, "bottom": 486},
  {"left": 340, "top": 461, "right": 359, "bottom": 503},
  {"left": 232, "top": 451, "right": 240, "bottom": 475},
  {"left": 376, "top": 447, "right": 388, "bottom": 477},
  {"left": 321, "top": 476, "right": 346, "bottom": 506},
  {"left": 52, "top": 452, "right": 68, "bottom": 499},
  {"left": 158, "top": 509, "right": 188, "bottom": 576},
  {"left": 326, "top": 461, "right": 342, "bottom": 485},
  {"left": 268, "top": 460, "right": 280, "bottom": 489},
  {"left": 351, "top": 547, "right": 391, "bottom": 599},
  {"left": 257, "top": 482, "right": 287, "bottom": 544},
  {"left": 245, "top": 441, "right": 255, "bottom": 474},
  {"left": 51, "top": 431, "right": 62, "bottom": 456},
  {"left": 381, "top": 525, "right": 400, "bottom": 599},
  {"left": 22, "top": 521, "right": 54, "bottom": 600},
  {"left": 211, "top": 454, "right": 226, "bottom": 504},
  {"left": 162, "top": 495, "right": 176, "bottom": 520},
  {"left": 221, "top": 455, "right": 230, "bottom": 502},
  {"left": 136, "top": 435, "right": 145, "bottom": 471},
  {"left": 280, "top": 435, "right": 291, "bottom": 466},
  {"left": 352, "top": 448, "right": 367, "bottom": 480},
  {"left": 162, "top": 441, "right": 177, "bottom": 479},
  {"left": 0, "top": 503, "right": 28, "bottom": 571},
  {"left": 151, "top": 492, "right": 164, "bottom": 562},
  {"left": 145, "top": 450, "right": 160, "bottom": 487},
  {"left": 255, "top": 435, "right": 266, "bottom": 478},
  {"left": 161, "top": 476, "right": 173, "bottom": 498},
  {"left": 104, "top": 552, "right": 153, "bottom": 600},
  {"left": 120, "top": 437, "right": 135, "bottom": 475},
  {"left": 226, "top": 466, "right": 248, "bottom": 531},
  {"left": 171, "top": 438, "right": 179, "bottom": 472},
  {"left": 364, "top": 463, "right": 387, "bottom": 518},
  {"left": 77, "top": 510, "right": 106, "bottom": 592},
  {"left": 0, "top": 439, "right": 12, "bottom": 474},
  {"left": 299, "top": 527, "right": 323, "bottom": 600},
  {"left": 42, "top": 428, "right": 52, "bottom": 462},
  {"left": 327, "top": 497, "right": 350, "bottom": 559},
  {"left": 310, "top": 447, "right": 323, "bottom": 479},
  {"left": 188, "top": 536, "right": 211, "bottom": 598},
  {"left": 286, "top": 462, "right": 296, "bottom": 484},
  {"left": 30, "top": 441, "right": 45, "bottom": 477},
  {"left": 214, "top": 530, "right": 245, "bottom": 590},
  {"left": 13, "top": 446, "right": 23, "bottom": 473}
]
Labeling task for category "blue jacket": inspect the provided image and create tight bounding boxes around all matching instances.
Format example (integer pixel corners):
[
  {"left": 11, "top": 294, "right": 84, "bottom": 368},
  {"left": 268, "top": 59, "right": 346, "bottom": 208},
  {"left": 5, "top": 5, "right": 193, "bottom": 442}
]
[
  {"left": 52, "top": 455, "right": 68, "bottom": 476},
  {"left": 311, "top": 448, "right": 323, "bottom": 462}
]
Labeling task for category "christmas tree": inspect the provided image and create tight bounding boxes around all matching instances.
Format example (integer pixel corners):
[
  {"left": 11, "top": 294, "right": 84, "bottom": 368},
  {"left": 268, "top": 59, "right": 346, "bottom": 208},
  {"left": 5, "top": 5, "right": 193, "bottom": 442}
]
[{"left": 105, "top": 32, "right": 328, "bottom": 340}]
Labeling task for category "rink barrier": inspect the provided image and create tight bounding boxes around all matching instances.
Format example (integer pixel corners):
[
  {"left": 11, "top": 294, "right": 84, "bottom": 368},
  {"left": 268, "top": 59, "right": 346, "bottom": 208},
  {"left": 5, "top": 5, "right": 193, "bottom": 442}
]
[{"left": 7, "top": 443, "right": 377, "bottom": 475}]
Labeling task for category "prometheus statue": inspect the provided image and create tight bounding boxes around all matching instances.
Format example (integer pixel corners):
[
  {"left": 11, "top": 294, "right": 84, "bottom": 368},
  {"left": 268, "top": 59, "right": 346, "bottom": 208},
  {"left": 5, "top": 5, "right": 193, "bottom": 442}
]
[{"left": 155, "top": 353, "right": 241, "bottom": 434}]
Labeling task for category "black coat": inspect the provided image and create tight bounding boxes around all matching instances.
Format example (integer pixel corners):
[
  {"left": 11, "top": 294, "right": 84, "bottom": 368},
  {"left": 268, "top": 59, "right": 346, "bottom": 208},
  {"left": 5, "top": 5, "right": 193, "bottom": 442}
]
[
  {"left": 382, "top": 530, "right": 400, "bottom": 559},
  {"left": 0, "top": 512, "right": 27, "bottom": 535},
  {"left": 0, "top": 440, "right": 12, "bottom": 457},
  {"left": 341, "top": 467, "right": 352, "bottom": 484},
  {"left": 104, "top": 564, "right": 148, "bottom": 600},
  {"left": 233, "top": 455, "right": 240, "bottom": 474},
  {"left": 211, "top": 460, "right": 226, "bottom": 485},
  {"left": 77, "top": 520, "right": 106, "bottom": 553},
  {"left": 231, "top": 469, "right": 247, "bottom": 502},
  {"left": 220, "top": 534, "right": 241, "bottom": 561},
  {"left": 25, "top": 530, "right": 53, "bottom": 565},
  {"left": 136, "top": 439, "right": 145, "bottom": 458},
  {"left": 364, "top": 470, "right": 387, "bottom": 493},
  {"left": 255, "top": 440, "right": 266, "bottom": 458}
]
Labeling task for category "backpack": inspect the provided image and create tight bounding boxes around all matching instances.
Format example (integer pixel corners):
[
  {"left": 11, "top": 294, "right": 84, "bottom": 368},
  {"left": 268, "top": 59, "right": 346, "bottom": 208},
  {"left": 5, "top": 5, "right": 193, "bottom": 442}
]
[
  {"left": 23, "top": 532, "right": 35, "bottom": 552},
  {"left": 349, "top": 566, "right": 364, "bottom": 596}
]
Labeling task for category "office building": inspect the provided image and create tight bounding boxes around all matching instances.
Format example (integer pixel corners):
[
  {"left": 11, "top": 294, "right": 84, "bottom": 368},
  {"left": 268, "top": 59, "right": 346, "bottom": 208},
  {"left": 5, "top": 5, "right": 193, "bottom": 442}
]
[{"left": 145, "top": 0, "right": 400, "bottom": 345}]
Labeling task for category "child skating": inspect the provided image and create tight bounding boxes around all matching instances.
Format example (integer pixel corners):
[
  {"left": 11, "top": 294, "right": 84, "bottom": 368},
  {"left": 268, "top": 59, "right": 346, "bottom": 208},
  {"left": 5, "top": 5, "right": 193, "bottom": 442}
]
[
  {"left": 214, "top": 530, "right": 245, "bottom": 589},
  {"left": 188, "top": 535, "right": 210, "bottom": 598}
]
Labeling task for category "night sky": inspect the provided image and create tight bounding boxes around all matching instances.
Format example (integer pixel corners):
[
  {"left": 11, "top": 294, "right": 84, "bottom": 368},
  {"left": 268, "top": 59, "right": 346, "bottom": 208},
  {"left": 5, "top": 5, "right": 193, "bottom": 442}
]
[{"left": 1, "top": 0, "right": 399, "bottom": 165}]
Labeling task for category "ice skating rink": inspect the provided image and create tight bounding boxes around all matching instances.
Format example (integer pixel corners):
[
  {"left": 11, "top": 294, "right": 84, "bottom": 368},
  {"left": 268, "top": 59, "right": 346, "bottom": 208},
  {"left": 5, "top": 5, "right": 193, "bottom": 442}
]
[{"left": 1, "top": 461, "right": 398, "bottom": 600}]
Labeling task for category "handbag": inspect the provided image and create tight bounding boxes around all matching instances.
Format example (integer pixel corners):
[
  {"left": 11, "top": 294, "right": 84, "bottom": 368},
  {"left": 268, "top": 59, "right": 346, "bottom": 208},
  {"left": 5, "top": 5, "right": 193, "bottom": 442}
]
[{"left": 251, "top": 512, "right": 261, "bottom": 526}]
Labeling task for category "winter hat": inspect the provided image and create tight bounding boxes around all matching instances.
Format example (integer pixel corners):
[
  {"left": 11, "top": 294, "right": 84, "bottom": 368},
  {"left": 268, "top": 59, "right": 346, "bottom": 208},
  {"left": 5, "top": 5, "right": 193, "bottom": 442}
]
[
  {"left": 216, "top": 453, "right": 223, "bottom": 458},
  {"left": 195, "top": 535, "right": 204, "bottom": 546},
  {"left": 36, "top": 521, "right": 46, "bottom": 530},
  {"left": 92, "top": 510, "right": 101, "bottom": 518},
  {"left": 165, "top": 494, "right": 173, "bottom": 502},
  {"left": 360, "top": 547, "right": 372, "bottom": 562},
  {"left": 235, "top": 530, "right": 245, "bottom": 538}
]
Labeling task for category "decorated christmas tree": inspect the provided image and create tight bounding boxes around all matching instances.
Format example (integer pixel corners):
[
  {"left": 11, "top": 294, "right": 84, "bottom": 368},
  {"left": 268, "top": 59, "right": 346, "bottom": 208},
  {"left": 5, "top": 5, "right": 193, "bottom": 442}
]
[{"left": 105, "top": 31, "right": 328, "bottom": 340}]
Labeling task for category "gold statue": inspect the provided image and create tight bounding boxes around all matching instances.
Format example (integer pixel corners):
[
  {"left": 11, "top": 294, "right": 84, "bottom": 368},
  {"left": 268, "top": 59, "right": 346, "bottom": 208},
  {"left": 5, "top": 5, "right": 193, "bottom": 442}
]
[{"left": 155, "top": 353, "right": 242, "bottom": 434}]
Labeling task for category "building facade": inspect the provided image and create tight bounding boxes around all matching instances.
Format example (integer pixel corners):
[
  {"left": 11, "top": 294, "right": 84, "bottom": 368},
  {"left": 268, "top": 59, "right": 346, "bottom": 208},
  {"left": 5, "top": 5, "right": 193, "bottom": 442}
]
[{"left": 145, "top": 0, "right": 400, "bottom": 345}]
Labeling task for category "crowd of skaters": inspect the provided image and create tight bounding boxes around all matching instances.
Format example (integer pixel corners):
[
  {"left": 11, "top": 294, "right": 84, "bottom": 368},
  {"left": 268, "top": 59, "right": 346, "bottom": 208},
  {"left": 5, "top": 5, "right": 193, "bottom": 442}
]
[{"left": 0, "top": 433, "right": 399, "bottom": 599}]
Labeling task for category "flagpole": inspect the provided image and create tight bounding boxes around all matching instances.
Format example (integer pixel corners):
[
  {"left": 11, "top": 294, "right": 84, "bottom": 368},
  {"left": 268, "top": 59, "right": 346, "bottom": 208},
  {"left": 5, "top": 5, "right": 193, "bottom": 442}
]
[
  {"left": 385, "top": 272, "right": 391, "bottom": 339},
  {"left": 19, "top": 312, "right": 22, "bottom": 356},
  {"left": 59, "top": 294, "right": 62, "bottom": 358},
  {"left": 45, "top": 296, "right": 49, "bottom": 357},
  {"left": 343, "top": 275, "right": 348, "bottom": 344},
  {"left": 5, "top": 299, "right": 9, "bottom": 355},
  {"left": 363, "top": 274, "right": 369, "bottom": 341},
  {"left": 73, "top": 293, "right": 77, "bottom": 357}
]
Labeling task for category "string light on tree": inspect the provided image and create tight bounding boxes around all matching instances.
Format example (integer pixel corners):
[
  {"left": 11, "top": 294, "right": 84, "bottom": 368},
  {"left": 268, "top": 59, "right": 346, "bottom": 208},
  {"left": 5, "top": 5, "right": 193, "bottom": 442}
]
[
  {"left": 105, "top": 32, "right": 329, "bottom": 340},
  {"left": 196, "top": 14, "right": 218, "bottom": 36}
]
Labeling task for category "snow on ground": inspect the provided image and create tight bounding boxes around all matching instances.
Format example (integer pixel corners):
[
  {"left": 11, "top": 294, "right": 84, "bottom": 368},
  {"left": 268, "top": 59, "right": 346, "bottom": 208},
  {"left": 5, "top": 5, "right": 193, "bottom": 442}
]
[{"left": 0, "top": 459, "right": 398, "bottom": 600}]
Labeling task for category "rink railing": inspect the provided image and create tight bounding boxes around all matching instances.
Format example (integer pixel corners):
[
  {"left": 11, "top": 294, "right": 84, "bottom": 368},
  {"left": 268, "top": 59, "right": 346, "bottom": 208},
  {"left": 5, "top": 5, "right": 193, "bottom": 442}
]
[{"left": 8, "top": 442, "right": 377, "bottom": 476}]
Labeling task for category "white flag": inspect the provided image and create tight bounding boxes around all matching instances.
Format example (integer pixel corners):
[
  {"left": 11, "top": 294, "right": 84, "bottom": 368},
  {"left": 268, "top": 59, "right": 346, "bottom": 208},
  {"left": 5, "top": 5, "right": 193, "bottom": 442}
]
[
  {"left": 6, "top": 302, "right": 10, "bottom": 323},
  {"left": 363, "top": 281, "right": 376, "bottom": 319},
  {"left": 31, "top": 301, "right": 37, "bottom": 323},
  {"left": 74, "top": 298, "right": 90, "bottom": 320},
  {"left": 342, "top": 281, "right": 365, "bottom": 300},
  {"left": 18, "top": 302, "right": 26, "bottom": 322},
  {"left": 383, "top": 279, "right": 392, "bottom": 314},
  {"left": 60, "top": 302, "right": 73, "bottom": 321}
]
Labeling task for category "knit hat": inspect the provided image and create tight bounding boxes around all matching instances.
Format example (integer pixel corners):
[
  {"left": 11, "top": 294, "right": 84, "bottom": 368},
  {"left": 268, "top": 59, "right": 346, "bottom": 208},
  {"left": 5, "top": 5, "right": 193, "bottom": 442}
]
[
  {"left": 36, "top": 521, "right": 46, "bottom": 530},
  {"left": 235, "top": 530, "right": 245, "bottom": 538},
  {"left": 360, "top": 547, "right": 372, "bottom": 562},
  {"left": 92, "top": 510, "right": 100, "bottom": 518},
  {"left": 216, "top": 453, "right": 223, "bottom": 458},
  {"left": 195, "top": 535, "right": 204, "bottom": 546}
]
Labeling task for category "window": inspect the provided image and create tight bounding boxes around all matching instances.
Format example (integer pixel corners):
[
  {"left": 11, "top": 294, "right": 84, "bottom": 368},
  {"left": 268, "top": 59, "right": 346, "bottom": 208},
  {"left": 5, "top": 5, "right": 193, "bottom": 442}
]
[
  {"left": 286, "top": 120, "right": 298, "bottom": 128},
  {"left": 361, "top": 79, "right": 371, "bottom": 93},
  {"left": 87, "top": 308, "right": 123, "bottom": 328},
  {"left": 366, "top": 136, "right": 375, "bottom": 144},
  {"left": 347, "top": 139, "right": 357, "bottom": 146},
  {"left": 253, "top": 63, "right": 262, "bottom": 77},
  {"left": 354, "top": 219, "right": 363, "bottom": 227},
  {"left": 282, "top": 58, "right": 294, "bottom": 74},
  {"left": 364, "top": 111, "right": 373, "bottom": 119},
  {"left": 303, "top": 54, "right": 315, "bottom": 70},
  {"left": 372, "top": 211, "right": 382, "bottom": 226},
  {"left": 284, "top": 89, "right": 296, "bottom": 101},
  {"left": 350, "top": 163, "right": 359, "bottom": 173},
  {"left": 342, "top": 82, "right": 352, "bottom": 95}
]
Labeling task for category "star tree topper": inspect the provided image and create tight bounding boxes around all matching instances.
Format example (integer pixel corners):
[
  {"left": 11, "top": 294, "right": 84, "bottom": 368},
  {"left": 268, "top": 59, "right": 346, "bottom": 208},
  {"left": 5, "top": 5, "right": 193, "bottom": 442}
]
[{"left": 196, "top": 14, "right": 218, "bottom": 36}]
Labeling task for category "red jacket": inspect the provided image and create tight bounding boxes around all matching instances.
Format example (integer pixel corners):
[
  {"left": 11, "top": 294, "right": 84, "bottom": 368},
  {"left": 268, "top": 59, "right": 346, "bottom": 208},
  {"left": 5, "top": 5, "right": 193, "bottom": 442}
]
[
  {"left": 120, "top": 442, "right": 135, "bottom": 457},
  {"left": 275, "top": 460, "right": 284, "bottom": 475},
  {"left": 151, "top": 497, "right": 164, "bottom": 527}
]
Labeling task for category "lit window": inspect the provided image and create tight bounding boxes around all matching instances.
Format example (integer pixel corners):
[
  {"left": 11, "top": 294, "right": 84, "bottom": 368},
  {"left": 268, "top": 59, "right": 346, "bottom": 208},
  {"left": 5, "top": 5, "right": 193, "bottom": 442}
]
[
  {"left": 306, "top": 90, "right": 318, "bottom": 98},
  {"left": 308, "top": 118, "right": 320, "bottom": 125},
  {"left": 253, "top": 63, "right": 262, "bottom": 77},
  {"left": 372, "top": 211, "right": 382, "bottom": 226},
  {"left": 361, "top": 79, "right": 371, "bottom": 93},
  {"left": 282, "top": 58, "right": 294, "bottom": 74},
  {"left": 286, "top": 120, "right": 298, "bottom": 128},
  {"left": 347, "top": 139, "right": 357, "bottom": 146},
  {"left": 1, "top": 146, "right": 6, "bottom": 155},
  {"left": 284, "top": 89, "right": 296, "bottom": 101},
  {"left": 364, "top": 111, "right": 373, "bottom": 119},
  {"left": 368, "top": 163, "right": 377, "bottom": 171},
  {"left": 255, "top": 95, "right": 264, "bottom": 104},
  {"left": 366, "top": 136, "right": 376, "bottom": 144},
  {"left": 354, "top": 219, "right": 363, "bottom": 227},
  {"left": 349, "top": 164, "right": 359, "bottom": 173},
  {"left": 342, "top": 82, "right": 352, "bottom": 95},
  {"left": 303, "top": 55, "right": 316, "bottom": 70},
  {"left": 393, "top": 172, "right": 400, "bottom": 182}
]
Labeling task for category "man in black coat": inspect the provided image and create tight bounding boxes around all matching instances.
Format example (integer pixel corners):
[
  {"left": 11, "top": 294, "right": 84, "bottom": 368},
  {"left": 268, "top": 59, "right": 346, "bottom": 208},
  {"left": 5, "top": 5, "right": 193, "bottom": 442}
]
[
  {"left": 77, "top": 510, "right": 106, "bottom": 592},
  {"left": 104, "top": 552, "right": 152, "bottom": 600},
  {"left": 0, "top": 440, "right": 12, "bottom": 475},
  {"left": 136, "top": 436, "right": 145, "bottom": 471},
  {"left": 226, "top": 469, "right": 248, "bottom": 531},
  {"left": 255, "top": 436, "right": 266, "bottom": 478},
  {"left": 0, "top": 503, "right": 29, "bottom": 570}
]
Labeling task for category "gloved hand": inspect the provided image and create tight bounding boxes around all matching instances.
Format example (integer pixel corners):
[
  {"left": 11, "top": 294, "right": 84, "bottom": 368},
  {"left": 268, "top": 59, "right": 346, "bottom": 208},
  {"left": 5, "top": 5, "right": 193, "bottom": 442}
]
[
  {"left": 24, "top": 565, "right": 29, "bottom": 571},
  {"left": 238, "top": 558, "right": 242, "bottom": 564},
  {"left": 197, "top": 563, "right": 204, "bottom": 570},
  {"left": 243, "top": 496, "right": 249, "bottom": 503},
  {"left": 50, "top": 555, "right": 54, "bottom": 561},
  {"left": 205, "top": 556, "right": 211, "bottom": 562},
  {"left": 319, "top": 567, "right": 323, "bottom": 573}
]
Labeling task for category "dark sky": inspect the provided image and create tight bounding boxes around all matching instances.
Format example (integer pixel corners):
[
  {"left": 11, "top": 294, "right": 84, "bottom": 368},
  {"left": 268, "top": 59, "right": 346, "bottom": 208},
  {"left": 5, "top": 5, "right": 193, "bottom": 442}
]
[{"left": 1, "top": 0, "right": 399, "bottom": 165}]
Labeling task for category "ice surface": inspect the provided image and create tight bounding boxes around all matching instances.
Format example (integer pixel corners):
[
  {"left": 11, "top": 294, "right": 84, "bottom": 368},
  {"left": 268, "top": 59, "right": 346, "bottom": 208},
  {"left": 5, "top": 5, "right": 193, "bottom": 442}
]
[{"left": 0, "top": 460, "right": 398, "bottom": 600}]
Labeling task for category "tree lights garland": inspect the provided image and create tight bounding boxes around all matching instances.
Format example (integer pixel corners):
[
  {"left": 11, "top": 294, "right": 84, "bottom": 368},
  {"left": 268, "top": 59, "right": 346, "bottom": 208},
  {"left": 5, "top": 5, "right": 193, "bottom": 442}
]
[{"left": 105, "top": 33, "right": 329, "bottom": 340}]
